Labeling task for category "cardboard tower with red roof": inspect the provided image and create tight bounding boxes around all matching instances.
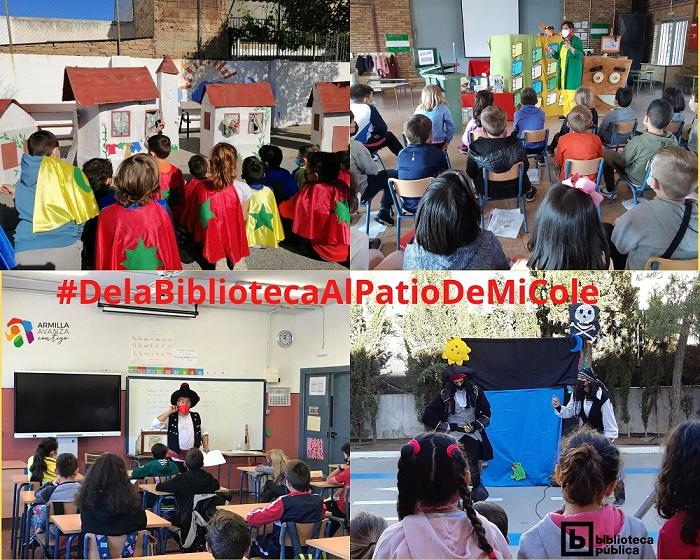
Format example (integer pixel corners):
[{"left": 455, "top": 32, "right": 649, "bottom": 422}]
[
  {"left": 0, "top": 99, "right": 37, "bottom": 185},
  {"left": 199, "top": 82, "right": 276, "bottom": 158},
  {"left": 307, "top": 81, "right": 350, "bottom": 152}
]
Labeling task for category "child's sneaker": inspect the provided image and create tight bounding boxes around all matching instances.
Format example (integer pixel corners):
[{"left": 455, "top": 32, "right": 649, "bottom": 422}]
[
  {"left": 600, "top": 187, "right": 617, "bottom": 201},
  {"left": 525, "top": 186, "right": 538, "bottom": 202},
  {"left": 375, "top": 209, "right": 395, "bottom": 227}
]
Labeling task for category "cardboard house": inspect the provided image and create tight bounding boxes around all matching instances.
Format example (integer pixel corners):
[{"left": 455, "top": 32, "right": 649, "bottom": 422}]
[
  {"left": 307, "top": 81, "right": 350, "bottom": 152},
  {"left": 199, "top": 82, "right": 276, "bottom": 158},
  {"left": 156, "top": 55, "right": 181, "bottom": 150},
  {"left": 62, "top": 66, "right": 163, "bottom": 167},
  {"left": 0, "top": 99, "right": 37, "bottom": 184}
]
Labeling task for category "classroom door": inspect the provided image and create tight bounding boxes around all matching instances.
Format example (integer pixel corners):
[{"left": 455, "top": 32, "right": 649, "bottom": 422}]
[{"left": 329, "top": 371, "right": 350, "bottom": 464}]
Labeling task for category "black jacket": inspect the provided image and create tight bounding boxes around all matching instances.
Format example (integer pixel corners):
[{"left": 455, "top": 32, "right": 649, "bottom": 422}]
[
  {"left": 421, "top": 382, "right": 494, "bottom": 461},
  {"left": 80, "top": 499, "right": 147, "bottom": 536},
  {"left": 156, "top": 469, "right": 220, "bottom": 522},
  {"left": 467, "top": 135, "right": 531, "bottom": 199}
]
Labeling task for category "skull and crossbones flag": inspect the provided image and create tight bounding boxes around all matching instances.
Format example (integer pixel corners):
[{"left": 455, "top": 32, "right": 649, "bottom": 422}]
[{"left": 569, "top": 304, "right": 600, "bottom": 342}]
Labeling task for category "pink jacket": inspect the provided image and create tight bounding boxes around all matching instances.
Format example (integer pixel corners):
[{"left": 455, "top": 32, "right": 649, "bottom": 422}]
[{"left": 372, "top": 511, "right": 512, "bottom": 559}]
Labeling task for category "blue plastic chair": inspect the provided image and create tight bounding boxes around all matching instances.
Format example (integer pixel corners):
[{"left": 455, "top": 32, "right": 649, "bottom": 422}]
[
  {"left": 564, "top": 158, "right": 604, "bottom": 219},
  {"left": 614, "top": 161, "right": 653, "bottom": 205},
  {"left": 520, "top": 129, "right": 552, "bottom": 183},
  {"left": 603, "top": 120, "right": 637, "bottom": 151},
  {"left": 387, "top": 177, "right": 433, "bottom": 249},
  {"left": 480, "top": 162, "right": 529, "bottom": 233},
  {"left": 279, "top": 520, "right": 327, "bottom": 559}
]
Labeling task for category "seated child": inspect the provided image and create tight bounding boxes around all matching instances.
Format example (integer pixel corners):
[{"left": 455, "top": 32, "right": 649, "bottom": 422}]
[
  {"left": 14, "top": 130, "right": 98, "bottom": 269},
  {"left": 663, "top": 86, "right": 686, "bottom": 124},
  {"left": 206, "top": 511, "right": 251, "bottom": 560},
  {"left": 598, "top": 87, "right": 636, "bottom": 145},
  {"left": 247, "top": 460, "right": 325, "bottom": 559},
  {"left": 517, "top": 427, "right": 655, "bottom": 558},
  {"left": 28, "top": 437, "right": 59, "bottom": 484},
  {"left": 467, "top": 106, "right": 537, "bottom": 201},
  {"left": 474, "top": 501, "right": 509, "bottom": 543},
  {"left": 549, "top": 86, "right": 599, "bottom": 153},
  {"left": 607, "top": 145, "right": 697, "bottom": 269},
  {"left": 372, "top": 433, "right": 510, "bottom": 559},
  {"left": 461, "top": 89, "right": 503, "bottom": 148},
  {"left": 513, "top": 87, "right": 546, "bottom": 152},
  {"left": 403, "top": 171, "right": 509, "bottom": 270},
  {"left": 684, "top": 95, "right": 697, "bottom": 152},
  {"left": 255, "top": 448, "right": 289, "bottom": 502},
  {"left": 414, "top": 84, "right": 455, "bottom": 149},
  {"left": 259, "top": 145, "right": 297, "bottom": 203},
  {"left": 32, "top": 453, "right": 81, "bottom": 533},
  {"left": 396, "top": 115, "right": 449, "bottom": 213},
  {"left": 656, "top": 420, "right": 700, "bottom": 559},
  {"left": 326, "top": 442, "right": 350, "bottom": 522},
  {"left": 350, "top": 511, "right": 388, "bottom": 559},
  {"left": 555, "top": 105, "right": 604, "bottom": 179},
  {"left": 602, "top": 99, "right": 678, "bottom": 197},
  {"left": 148, "top": 134, "right": 185, "bottom": 204},
  {"left": 95, "top": 154, "right": 181, "bottom": 270},
  {"left": 130, "top": 443, "right": 179, "bottom": 478},
  {"left": 80, "top": 158, "right": 115, "bottom": 269},
  {"left": 293, "top": 144, "right": 319, "bottom": 189},
  {"left": 241, "top": 156, "right": 284, "bottom": 248},
  {"left": 350, "top": 84, "right": 403, "bottom": 155}
]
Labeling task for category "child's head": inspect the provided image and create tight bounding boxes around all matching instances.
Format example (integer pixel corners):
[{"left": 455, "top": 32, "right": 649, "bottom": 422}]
[
  {"left": 185, "top": 448, "right": 204, "bottom": 471},
  {"left": 114, "top": 154, "right": 160, "bottom": 207},
  {"left": 573, "top": 87, "right": 593, "bottom": 109},
  {"left": 656, "top": 420, "right": 700, "bottom": 546},
  {"left": 147, "top": 134, "right": 172, "bottom": 160},
  {"left": 645, "top": 99, "right": 674, "bottom": 131},
  {"left": 663, "top": 86, "right": 686, "bottom": 113},
  {"left": 29, "top": 437, "right": 59, "bottom": 482},
  {"left": 151, "top": 443, "right": 168, "bottom": 460},
  {"left": 350, "top": 83, "right": 374, "bottom": 104},
  {"left": 404, "top": 114, "right": 432, "bottom": 145},
  {"left": 210, "top": 143, "right": 238, "bottom": 190},
  {"left": 567, "top": 105, "right": 593, "bottom": 132},
  {"left": 473, "top": 89, "right": 494, "bottom": 126},
  {"left": 647, "top": 145, "right": 698, "bottom": 200},
  {"left": 556, "top": 426, "right": 620, "bottom": 507},
  {"left": 520, "top": 87, "right": 538, "bottom": 107},
  {"left": 337, "top": 149, "right": 350, "bottom": 173},
  {"left": 398, "top": 432, "right": 496, "bottom": 557},
  {"left": 258, "top": 144, "right": 283, "bottom": 170},
  {"left": 473, "top": 501, "right": 509, "bottom": 543},
  {"left": 350, "top": 111, "right": 358, "bottom": 136},
  {"left": 350, "top": 511, "right": 388, "bottom": 559},
  {"left": 241, "top": 156, "right": 265, "bottom": 185},
  {"left": 188, "top": 154, "right": 208, "bottom": 180},
  {"left": 614, "top": 87, "right": 633, "bottom": 108},
  {"left": 55, "top": 453, "right": 79, "bottom": 480},
  {"left": 82, "top": 158, "right": 114, "bottom": 193},
  {"left": 76, "top": 453, "right": 140, "bottom": 513},
  {"left": 342, "top": 441, "right": 350, "bottom": 463},
  {"left": 306, "top": 151, "right": 340, "bottom": 183},
  {"left": 269, "top": 448, "right": 289, "bottom": 482},
  {"left": 27, "top": 130, "right": 59, "bottom": 157},
  {"left": 414, "top": 171, "right": 481, "bottom": 256},
  {"left": 206, "top": 511, "right": 251, "bottom": 559},
  {"left": 284, "top": 459, "right": 311, "bottom": 492},
  {"left": 419, "top": 84, "right": 448, "bottom": 112},
  {"left": 481, "top": 106, "right": 507, "bottom": 137},
  {"left": 296, "top": 144, "right": 319, "bottom": 167},
  {"left": 527, "top": 183, "right": 609, "bottom": 270}
]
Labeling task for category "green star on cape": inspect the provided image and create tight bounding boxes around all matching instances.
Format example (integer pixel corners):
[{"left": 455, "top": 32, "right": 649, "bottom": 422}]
[
  {"left": 250, "top": 204, "right": 274, "bottom": 230},
  {"left": 334, "top": 199, "right": 350, "bottom": 225},
  {"left": 199, "top": 198, "right": 216, "bottom": 228},
  {"left": 121, "top": 237, "right": 164, "bottom": 270}
]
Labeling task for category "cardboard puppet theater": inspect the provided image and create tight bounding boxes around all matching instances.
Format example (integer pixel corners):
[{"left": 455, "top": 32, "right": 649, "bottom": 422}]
[{"left": 307, "top": 81, "right": 351, "bottom": 152}]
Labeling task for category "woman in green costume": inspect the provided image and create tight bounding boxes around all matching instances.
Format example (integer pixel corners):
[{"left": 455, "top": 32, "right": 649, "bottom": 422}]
[{"left": 548, "top": 20, "right": 584, "bottom": 115}]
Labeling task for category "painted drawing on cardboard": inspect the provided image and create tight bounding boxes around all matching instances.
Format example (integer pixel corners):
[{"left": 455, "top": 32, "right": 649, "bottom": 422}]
[
  {"left": 222, "top": 113, "right": 240, "bottom": 137},
  {"left": 182, "top": 60, "right": 238, "bottom": 99},
  {"left": 145, "top": 110, "right": 162, "bottom": 137},
  {"left": 248, "top": 112, "right": 265, "bottom": 134},
  {"left": 111, "top": 111, "right": 131, "bottom": 137}
]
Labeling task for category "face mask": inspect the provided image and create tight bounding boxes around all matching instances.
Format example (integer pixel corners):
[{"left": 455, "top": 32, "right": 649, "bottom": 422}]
[
  {"left": 562, "top": 29, "right": 571, "bottom": 38},
  {"left": 295, "top": 158, "right": 304, "bottom": 167},
  {"left": 646, "top": 175, "right": 656, "bottom": 189},
  {"left": 178, "top": 403, "right": 190, "bottom": 415}
]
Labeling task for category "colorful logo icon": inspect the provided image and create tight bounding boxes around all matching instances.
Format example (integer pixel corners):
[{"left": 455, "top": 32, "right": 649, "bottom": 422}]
[{"left": 5, "top": 318, "right": 34, "bottom": 348}]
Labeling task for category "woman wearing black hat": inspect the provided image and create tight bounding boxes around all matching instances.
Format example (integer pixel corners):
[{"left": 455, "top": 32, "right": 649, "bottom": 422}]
[
  {"left": 421, "top": 365, "right": 493, "bottom": 501},
  {"left": 152, "top": 383, "right": 210, "bottom": 460}
]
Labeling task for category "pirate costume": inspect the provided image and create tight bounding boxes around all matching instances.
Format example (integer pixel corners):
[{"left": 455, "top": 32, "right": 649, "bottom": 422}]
[
  {"left": 151, "top": 383, "right": 208, "bottom": 460},
  {"left": 421, "top": 365, "right": 493, "bottom": 501}
]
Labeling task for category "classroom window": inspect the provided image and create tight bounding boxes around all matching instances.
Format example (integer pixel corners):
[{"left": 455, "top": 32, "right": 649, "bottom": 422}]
[
  {"left": 651, "top": 18, "right": 689, "bottom": 66},
  {"left": 111, "top": 111, "right": 131, "bottom": 137}
]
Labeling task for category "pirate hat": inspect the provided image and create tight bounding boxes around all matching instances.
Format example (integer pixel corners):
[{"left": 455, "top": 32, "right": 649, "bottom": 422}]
[
  {"left": 443, "top": 365, "right": 476, "bottom": 383},
  {"left": 170, "top": 383, "right": 200, "bottom": 407},
  {"left": 576, "top": 367, "right": 598, "bottom": 383}
]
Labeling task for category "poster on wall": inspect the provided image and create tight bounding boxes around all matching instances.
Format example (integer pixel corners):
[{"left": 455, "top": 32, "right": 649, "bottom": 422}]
[{"left": 309, "top": 376, "right": 327, "bottom": 396}]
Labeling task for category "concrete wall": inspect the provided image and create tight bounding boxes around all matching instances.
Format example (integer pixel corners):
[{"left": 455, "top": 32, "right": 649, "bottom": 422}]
[{"left": 0, "top": 17, "right": 137, "bottom": 46}]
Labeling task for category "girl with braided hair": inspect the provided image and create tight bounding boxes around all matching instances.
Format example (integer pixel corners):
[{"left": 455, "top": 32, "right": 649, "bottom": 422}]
[{"left": 372, "top": 432, "right": 511, "bottom": 559}]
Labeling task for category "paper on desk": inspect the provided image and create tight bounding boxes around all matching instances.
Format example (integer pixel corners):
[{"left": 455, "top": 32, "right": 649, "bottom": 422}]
[
  {"left": 487, "top": 208, "right": 524, "bottom": 238},
  {"left": 203, "top": 449, "right": 226, "bottom": 467}
]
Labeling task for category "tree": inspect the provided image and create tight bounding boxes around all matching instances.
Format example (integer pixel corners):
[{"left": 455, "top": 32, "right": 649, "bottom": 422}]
[{"left": 279, "top": 0, "right": 349, "bottom": 35}]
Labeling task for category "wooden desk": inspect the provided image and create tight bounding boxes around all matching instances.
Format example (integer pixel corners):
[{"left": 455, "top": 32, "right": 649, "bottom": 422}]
[
  {"left": 20, "top": 490, "right": 36, "bottom": 505},
  {"left": 140, "top": 483, "right": 229, "bottom": 496},
  {"left": 367, "top": 80, "right": 413, "bottom": 110},
  {"left": 306, "top": 536, "right": 351, "bottom": 560},
  {"left": 217, "top": 502, "right": 268, "bottom": 519},
  {"left": 139, "top": 554, "right": 213, "bottom": 560},
  {"left": 49, "top": 510, "right": 171, "bottom": 534},
  {"left": 3, "top": 460, "right": 26, "bottom": 522},
  {"left": 3, "top": 460, "right": 27, "bottom": 469},
  {"left": 236, "top": 465, "right": 269, "bottom": 501},
  {"left": 221, "top": 450, "right": 267, "bottom": 489},
  {"left": 311, "top": 480, "right": 343, "bottom": 500}
]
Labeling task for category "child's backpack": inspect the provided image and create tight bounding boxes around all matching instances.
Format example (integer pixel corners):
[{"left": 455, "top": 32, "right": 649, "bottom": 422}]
[{"left": 180, "top": 493, "right": 228, "bottom": 552}]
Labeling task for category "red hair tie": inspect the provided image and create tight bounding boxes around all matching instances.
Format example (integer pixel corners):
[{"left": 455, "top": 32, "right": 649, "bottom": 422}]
[
  {"left": 488, "top": 552, "right": 498, "bottom": 559},
  {"left": 407, "top": 439, "right": 421, "bottom": 455},
  {"left": 446, "top": 443, "right": 461, "bottom": 458}
]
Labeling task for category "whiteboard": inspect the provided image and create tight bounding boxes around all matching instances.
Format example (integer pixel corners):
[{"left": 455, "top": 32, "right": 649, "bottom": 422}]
[
  {"left": 126, "top": 377, "right": 265, "bottom": 455},
  {"left": 462, "top": 0, "right": 519, "bottom": 57}
]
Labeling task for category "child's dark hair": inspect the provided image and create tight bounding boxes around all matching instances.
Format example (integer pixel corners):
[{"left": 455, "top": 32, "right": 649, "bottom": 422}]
[
  {"left": 76, "top": 453, "right": 141, "bottom": 513},
  {"left": 562, "top": 20, "right": 575, "bottom": 29},
  {"left": 656, "top": 420, "right": 700, "bottom": 546},
  {"left": 647, "top": 99, "right": 674, "bottom": 129},
  {"left": 307, "top": 151, "right": 341, "bottom": 183},
  {"left": 473, "top": 89, "right": 494, "bottom": 127},
  {"left": 27, "top": 130, "right": 59, "bottom": 157},
  {"left": 185, "top": 448, "right": 204, "bottom": 470},
  {"left": 398, "top": 432, "right": 495, "bottom": 556},
  {"left": 342, "top": 442, "right": 350, "bottom": 456},
  {"left": 298, "top": 144, "right": 319, "bottom": 159},
  {"left": 350, "top": 511, "right": 388, "bottom": 559},
  {"left": 285, "top": 459, "right": 311, "bottom": 491},
  {"left": 558, "top": 426, "right": 620, "bottom": 506},
  {"left": 29, "top": 437, "right": 59, "bottom": 482},
  {"left": 147, "top": 134, "right": 172, "bottom": 159},
  {"left": 206, "top": 510, "right": 251, "bottom": 559},
  {"left": 188, "top": 154, "right": 208, "bottom": 179},
  {"left": 114, "top": 154, "right": 160, "bottom": 206},
  {"left": 615, "top": 87, "right": 633, "bottom": 108},
  {"left": 82, "top": 158, "right": 114, "bottom": 193},
  {"left": 242, "top": 156, "right": 265, "bottom": 184},
  {"left": 337, "top": 150, "right": 350, "bottom": 172},
  {"left": 350, "top": 83, "right": 374, "bottom": 103},
  {"left": 55, "top": 453, "right": 78, "bottom": 479},
  {"left": 414, "top": 171, "right": 481, "bottom": 256},
  {"left": 404, "top": 114, "right": 432, "bottom": 144},
  {"left": 663, "top": 86, "right": 686, "bottom": 113},
  {"left": 520, "top": 87, "right": 538, "bottom": 107},
  {"left": 151, "top": 443, "right": 168, "bottom": 460},
  {"left": 258, "top": 144, "right": 284, "bottom": 169},
  {"left": 473, "top": 501, "right": 508, "bottom": 541},
  {"left": 527, "top": 183, "right": 610, "bottom": 270}
]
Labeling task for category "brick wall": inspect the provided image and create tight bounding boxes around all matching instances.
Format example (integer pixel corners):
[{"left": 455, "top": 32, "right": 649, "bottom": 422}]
[
  {"left": 0, "top": 37, "right": 155, "bottom": 57},
  {"left": 562, "top": 0, "right": 634, "bottom": 52},
  {"left": 133, "top": 0, "right": 155, "bottom": 38},
  {"left": 350, "top": 0, "right": 417, "bottom": 78}
]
